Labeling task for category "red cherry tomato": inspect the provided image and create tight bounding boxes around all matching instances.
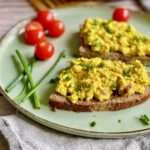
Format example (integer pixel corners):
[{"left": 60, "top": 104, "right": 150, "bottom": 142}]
[
  {"left": 48, "top": 20, "right": 65, "bottom": 37},
  {"left": 25, "top": 30, "right": 45, "bottom": 45},
  {"left": 35, "top": 41, "right": 54, "bottom": 60},
  {"left": 25, "top": 21, "right": 44, "bottom": 31},
  {"left": 113, "top": 8, "right": 130, "bottom": 22},
  {"left": 24, "top": 21, "right": 45, "bottom": 45},
  {"left": 36, "top": 10, "right": 54, "bottom": 29}
]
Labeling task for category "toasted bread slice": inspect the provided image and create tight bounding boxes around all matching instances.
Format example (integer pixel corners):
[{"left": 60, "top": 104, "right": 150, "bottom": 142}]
[
  {"left": 79, "top": 45, "right": 150, "bottom": 66},
  {"left": 79, "top": 18, "right": 150, "bottom": 65},
  {"left": 49, "top": 86, "right": 150, "bottom": 112}
]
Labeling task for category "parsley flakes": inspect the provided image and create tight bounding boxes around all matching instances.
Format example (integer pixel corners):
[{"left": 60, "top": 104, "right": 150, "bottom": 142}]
[
  {"left": 49, "top": 77, "right": 60, "bottom": 84},
  {"left": 109, "top": 46, "right": 115, "bottom": 52},
  {"left": 99, "top": 62, "right": 105, "bottom": 68},
  {"left": 62, "top": 52, "right": 66, "bottom": 58},
  {"left": 111, "top": 84, "right": 117, "bottom": 91},
  {"left": 118, "top": 119, "right": 122, "bottom": 123},
  {"left": 126, "top": 26, "right": 131, "bottom": 33},
  {"left": 80, "top": 63, "right": 93, "bottom": 71},
  {"left": 104, "top": 26, "right": 113, "bottom": 34},
  {"left": 66, "top": 76, "right": 72, "bottom": 81},
  {"left": 90, "top": 121, "right": 96, "bottom": 127},
  {"left": 76, "top": 84, "right": 81, "bottom": 92},
  {"left": 63, "top": 70, "right": 69, "bottom": 74},
  {"left": 139, "top": 114, "right": 150, "bottom": 125},
  {"left": 122, "top": 70, "right": 132, "bottom": 77}
]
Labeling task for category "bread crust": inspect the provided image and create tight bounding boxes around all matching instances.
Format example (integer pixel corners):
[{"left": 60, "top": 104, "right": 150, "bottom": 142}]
[
  {"left": 49, "top": 40, "right": 150, "bottom": 111},
  {"left": 49, "top": 87, "right": 150, "bottom": 112},
  {"left": 79, "top": 45, "right": 150, "bottom": 66}
]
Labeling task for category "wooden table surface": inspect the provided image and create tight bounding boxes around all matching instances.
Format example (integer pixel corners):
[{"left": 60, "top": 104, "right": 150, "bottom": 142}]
[{"left": 0, "top": 0, "right": 146, "bottom": 149}]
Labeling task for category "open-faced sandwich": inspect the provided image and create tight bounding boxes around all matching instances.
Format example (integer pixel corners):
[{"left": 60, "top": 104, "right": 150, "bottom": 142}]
[
  {"left": 79, "top": 18, "right": 150, "bottom": 65},
  {"left": 49, "top": 58, "right": 150, "bottom": 112}
]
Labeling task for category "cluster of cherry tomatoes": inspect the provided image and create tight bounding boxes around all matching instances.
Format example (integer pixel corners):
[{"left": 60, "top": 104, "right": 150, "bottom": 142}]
[
  {"left": 24, "top": 10, "right": 65, "bottom": 61},
  {"left": 24, "top": 8, "right": 130, "bottom": 61}
]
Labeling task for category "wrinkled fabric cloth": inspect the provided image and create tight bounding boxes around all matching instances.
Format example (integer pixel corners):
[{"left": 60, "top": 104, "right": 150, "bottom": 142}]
[{"left": 0, "top": 114, "right": 150, "bottom": 150}]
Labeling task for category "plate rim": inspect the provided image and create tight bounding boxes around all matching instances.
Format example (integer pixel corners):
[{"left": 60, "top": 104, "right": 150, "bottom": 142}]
[
  {"left": 1, "top": 86, "right": 150, "bottom": 138},
  {"left": 0, "top": 4, "right": 150, "bottom": 138}
]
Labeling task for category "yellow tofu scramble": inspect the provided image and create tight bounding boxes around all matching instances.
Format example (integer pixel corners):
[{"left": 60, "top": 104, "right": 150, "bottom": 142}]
[
  {"left": 56, "top": 58, "right": 150, "bottom": 103},
  {"left": 80, "top": 18, "right": 150, "bottom": 56}
]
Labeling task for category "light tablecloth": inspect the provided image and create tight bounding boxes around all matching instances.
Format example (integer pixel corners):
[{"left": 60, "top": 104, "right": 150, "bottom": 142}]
[{"left": 1, "top": 113, "right": 149, "bottom": 150}]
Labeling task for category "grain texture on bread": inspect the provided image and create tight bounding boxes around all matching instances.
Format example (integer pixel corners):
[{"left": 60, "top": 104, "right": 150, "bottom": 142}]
[
  {"left": 79, "top": 18, "right": 150, "bottom": 65},
  {"left": 79, "top": 45, "right": 150, "bottom": 66},
  {"left": 49, "top": 86, "right": 150, "bottom": 112}
]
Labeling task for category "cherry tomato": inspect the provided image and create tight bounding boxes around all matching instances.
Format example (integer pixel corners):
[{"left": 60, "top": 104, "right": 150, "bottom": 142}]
[
  {"left": 25, "top": 21, "right": 44, "bottom": 31},
  {"left": 48, "top": 20, "right": 65, "bottom": 37},
  {"left": 113, "top": 8, "right": 130, "bottom": 22},
  {"left": 36, "top": 10, "right": 54, "bottom": 29},
  {"left": 25, "top": 21, "right": 45, "bottom": 45},
  {"left": 35, "top": 41, "right": 54, "bottom": 60},
  {"left": 25, "top": 30, "right": 45, "bottom": 45}
]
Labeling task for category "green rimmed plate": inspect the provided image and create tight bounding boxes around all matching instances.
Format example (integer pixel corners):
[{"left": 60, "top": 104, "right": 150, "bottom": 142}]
[{"left": 1, "top": 5, "right": 150, "bottom": 138}]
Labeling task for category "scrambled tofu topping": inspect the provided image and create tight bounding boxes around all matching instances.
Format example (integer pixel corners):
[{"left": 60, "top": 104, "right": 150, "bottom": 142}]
[
  {"left": 56, "top": 58, "right": 150, "bottom": 103},
  {"left": 80, "top": 18, "right": 150, "bottom": 56}
]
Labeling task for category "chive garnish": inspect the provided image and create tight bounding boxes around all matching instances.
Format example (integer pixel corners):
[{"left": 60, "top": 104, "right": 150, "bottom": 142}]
[
  {"left": 132, "top": 36, "right": 143, "bottom": 41},
  {"left": 15, "top": 57, "right": 36, "bottom": 101},
  {"left": 66, "top": 76, "right": 72, "bottom": 81},
  {"left": 122, "top": 70, "right": 132, "bottom": 77},
  {"left": 76, "top": 84, "right": 81, "bottom": 92},
  {"left": 111, "top": 84, "right": 117, "bottom": 91},
  {"left": 50, "top": 77, "right": 60, "bottom": 84},
  {"left": 5, "top": 63, "right": 33, "bottom": 92},
  {"left": 90, "top": 121, "right": 96, "bottom": 127},
  {"left": 126, "top": 26, "right": 131, "bottom": 33},
  {"left": 62, "top": 52, "right": 66, "bottom": 58},
  {"left": 104, "top": 26, "right": 113, "bottom": 34},
  {"left": 118, "top": 119, "right": 122, "bottom": 123},
  {"left": 95, "top": 43, "right": 101, "bottom": 48},
  {"left": 5, "top": 74, "right": 24, "bottom": 92},
  {"left": 80, "top": 63, "right": 93, "bottom": 71},
  {"left": 139, "top": 114, "right": 149, "bottom": 125},
  {"left": 109, "top": 46, "right": 115, "bottom": 52},
  {"left": 107, "top": 19, "right": 113, "bottom": 24},
  {"left": 16, "top": 50, "right": 40, "bottom": 109},
  {"left": 63, "top": 70, "right": 69, "bottom": 74},
  {"left": 99, "top": 62, "right": 104, "bottom": 68},
  {"left": 21, "top": 51, "right": 65, "bottom": 102},
  {"left": 5, "top": 56, "right": 37, "bottom": 93}
]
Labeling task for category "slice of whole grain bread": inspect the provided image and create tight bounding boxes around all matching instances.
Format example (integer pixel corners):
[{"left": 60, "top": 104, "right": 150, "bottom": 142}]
[
  {"left": 79, "top": 45, "right": 150, "bottom": 66},
  {"left": 49, "top": 86, "right": 150, "bottom": 112}
]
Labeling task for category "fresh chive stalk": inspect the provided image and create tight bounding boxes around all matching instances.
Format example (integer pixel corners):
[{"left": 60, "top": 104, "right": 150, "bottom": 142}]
[
  {"left": 16, "top": 50, "right": 40, "bottom": 109},
  {"left": 21, "top": 51, "right": 65, "bottom": 102},
  {"left": 5, "top": 74, "right": 24, "bottom": 92},
  {"left": 5, "top": 64, "right": 32, "bottom": 92},
  {"left": 15, "top": 57, "right": 36, "bottom": 101},
  {"left": 15, "top": 84, "right": 27, "bottom": 101}
]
